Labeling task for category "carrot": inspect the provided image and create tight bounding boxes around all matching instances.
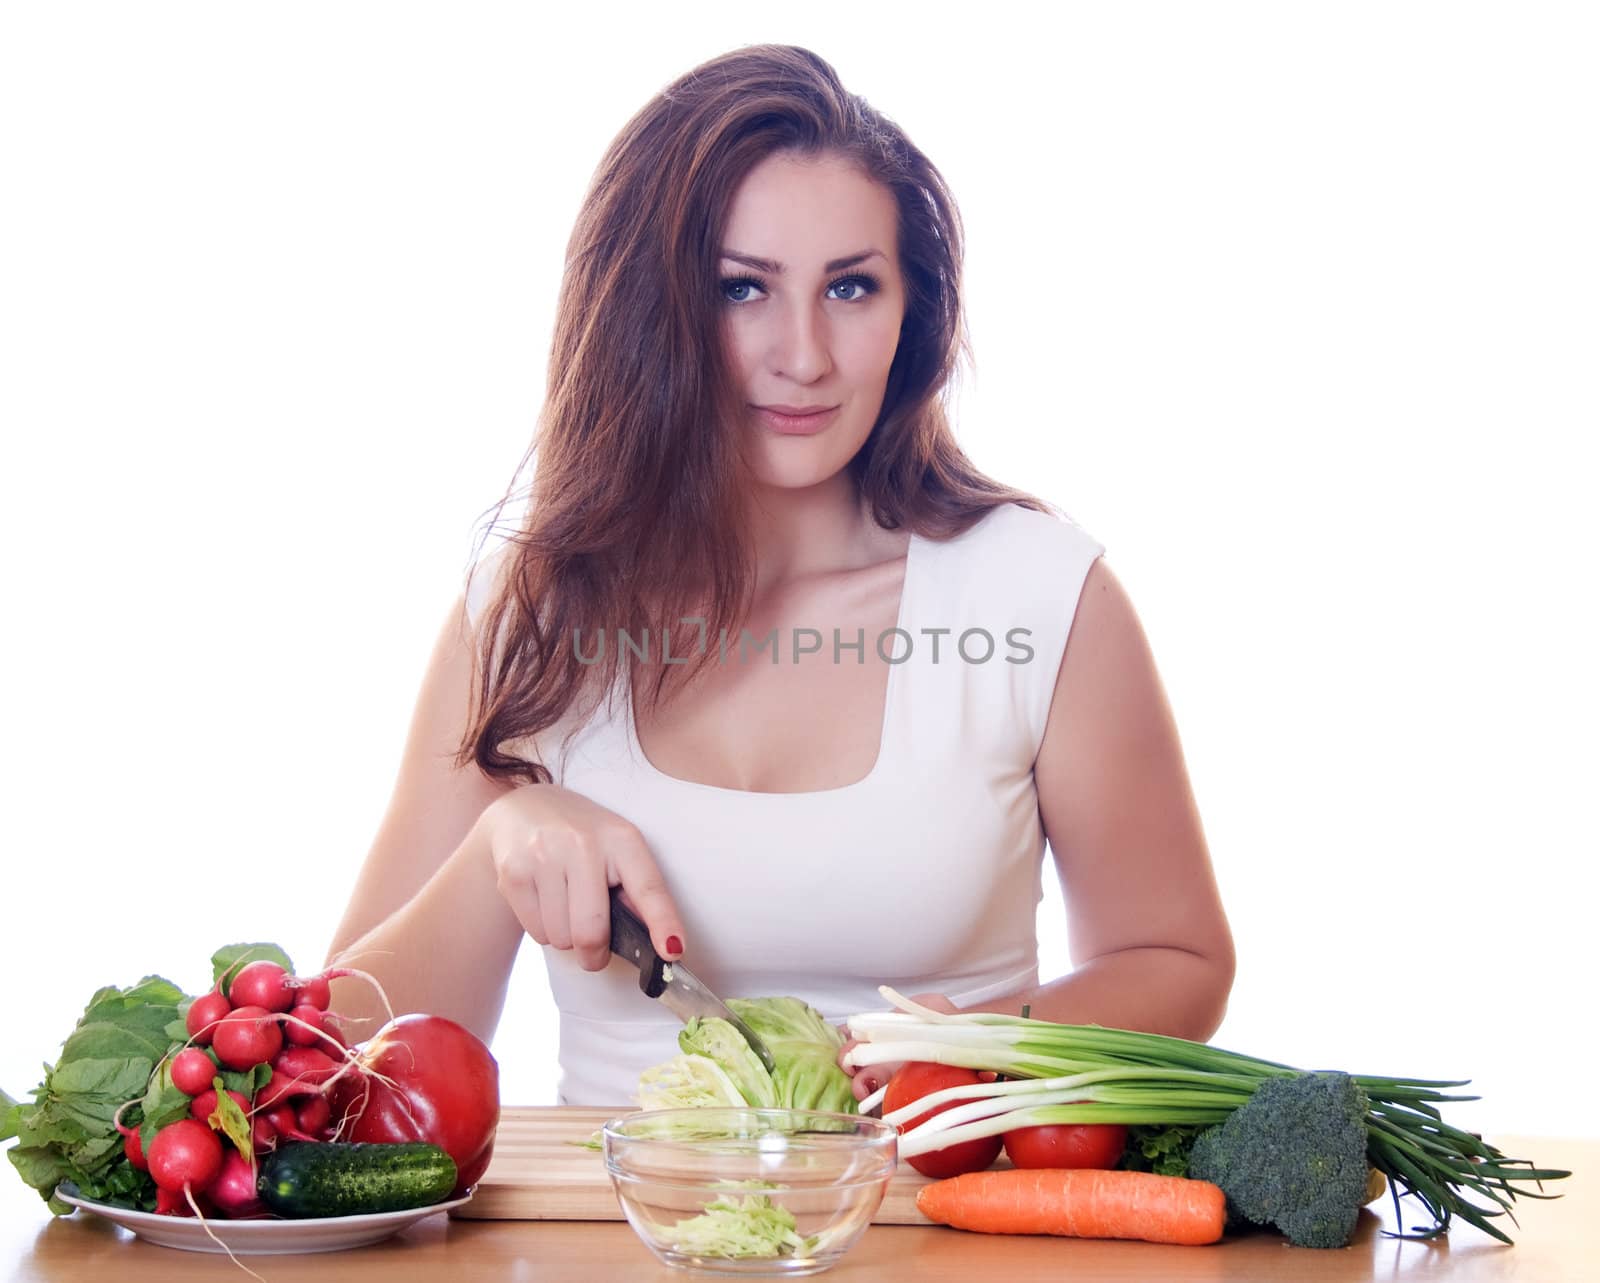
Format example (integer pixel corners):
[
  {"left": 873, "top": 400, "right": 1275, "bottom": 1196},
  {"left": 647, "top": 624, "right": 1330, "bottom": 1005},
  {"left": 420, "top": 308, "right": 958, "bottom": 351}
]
[{"left": 915, "top": 1167, "right": 1227, "bottom": 1246}]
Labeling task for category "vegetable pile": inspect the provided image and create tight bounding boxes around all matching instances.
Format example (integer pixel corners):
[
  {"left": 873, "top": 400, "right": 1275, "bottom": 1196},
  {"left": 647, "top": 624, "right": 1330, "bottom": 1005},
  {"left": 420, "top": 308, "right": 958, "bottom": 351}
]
[
  {"left": 1, "top": 943, "right": 499, "bottom": 1221},
  {"left": 846, "top": 990, "right": 1571, "bottom": 1249}
]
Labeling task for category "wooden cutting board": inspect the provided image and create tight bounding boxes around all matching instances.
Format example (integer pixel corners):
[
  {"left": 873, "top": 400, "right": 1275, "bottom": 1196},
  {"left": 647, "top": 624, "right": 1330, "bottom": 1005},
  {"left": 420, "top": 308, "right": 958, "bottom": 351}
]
[{"left": 453, "top": 1106, "right": 936, "bottom": 1224}]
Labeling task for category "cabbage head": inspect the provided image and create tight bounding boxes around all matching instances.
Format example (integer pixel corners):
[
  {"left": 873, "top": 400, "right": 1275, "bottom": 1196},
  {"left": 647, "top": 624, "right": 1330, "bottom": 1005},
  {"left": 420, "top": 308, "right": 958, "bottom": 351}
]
[
  {"left": 634, "top": 996, "right": 856, "bottom": 1114},
  {"left": 678, "top": 1018, "right": 777, "bottom": 1108},
  {"left": 725, "top": 998, "right": 856, "bottom": 1113},
  {"left": 635, "top": 1053, "right": 750, "bottom": 1111}
]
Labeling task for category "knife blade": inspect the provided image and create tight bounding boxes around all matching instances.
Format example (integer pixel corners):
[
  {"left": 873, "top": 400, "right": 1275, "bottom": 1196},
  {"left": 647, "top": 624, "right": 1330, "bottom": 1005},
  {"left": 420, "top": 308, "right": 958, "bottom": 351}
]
[{"left": 607, "top": 885, "right": 776, "bottom": 1074}]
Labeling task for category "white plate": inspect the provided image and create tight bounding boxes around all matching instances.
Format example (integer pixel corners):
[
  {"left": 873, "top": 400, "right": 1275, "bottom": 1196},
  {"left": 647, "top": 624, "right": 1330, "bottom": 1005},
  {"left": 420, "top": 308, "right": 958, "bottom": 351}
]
[{"left": 54, "top": 1183, "right": 474, "bottom": 1255}]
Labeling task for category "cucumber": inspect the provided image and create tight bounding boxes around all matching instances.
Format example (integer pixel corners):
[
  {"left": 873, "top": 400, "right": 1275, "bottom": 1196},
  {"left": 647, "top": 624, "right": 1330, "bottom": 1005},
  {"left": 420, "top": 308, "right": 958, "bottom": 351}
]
[{"left": 257, "top": 1141, "right": 458, "bottom": 1218}]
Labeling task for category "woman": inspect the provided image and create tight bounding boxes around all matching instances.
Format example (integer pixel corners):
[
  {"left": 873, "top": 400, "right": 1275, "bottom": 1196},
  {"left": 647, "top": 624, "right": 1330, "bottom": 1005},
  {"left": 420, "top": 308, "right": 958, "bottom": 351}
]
[{"left": 326, "top": 44, "right": 1234, "bottom": 1106}]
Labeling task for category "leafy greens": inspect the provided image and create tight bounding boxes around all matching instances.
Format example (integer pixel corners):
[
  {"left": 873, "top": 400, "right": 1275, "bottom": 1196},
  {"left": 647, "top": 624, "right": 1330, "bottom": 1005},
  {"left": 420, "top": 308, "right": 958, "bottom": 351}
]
[
  {"left": 1, "top": 943, "right": 294, "bottom": 1214},
  {"left": 1, "top": 975, "right": 188, "bottom": 1213},
  {"left": 635, "top": 996, "right": 855, "bottom": 1115}
]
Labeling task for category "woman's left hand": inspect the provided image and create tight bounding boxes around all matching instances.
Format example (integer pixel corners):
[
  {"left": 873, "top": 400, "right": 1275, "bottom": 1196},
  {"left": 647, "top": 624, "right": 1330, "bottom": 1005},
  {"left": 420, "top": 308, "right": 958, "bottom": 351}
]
[{"left": 837, "top": 992, "right": 959, "bottom": 1103}]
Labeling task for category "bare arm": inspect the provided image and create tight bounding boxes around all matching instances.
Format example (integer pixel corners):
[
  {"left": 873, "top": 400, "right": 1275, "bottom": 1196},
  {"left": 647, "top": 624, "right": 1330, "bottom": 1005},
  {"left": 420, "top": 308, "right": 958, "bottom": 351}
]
[
  {"left": 843, "top": 556, "right": 1235, "bottom": 1101},
  {"left": 323, "top": 591, "right": 521, "bottom": 1041},
  {"left": 323, "top": 580, "right": 688, "bottom": 1045},
  {"left": 966, "top": 556, "right": 1236, "bottom": 1038}
]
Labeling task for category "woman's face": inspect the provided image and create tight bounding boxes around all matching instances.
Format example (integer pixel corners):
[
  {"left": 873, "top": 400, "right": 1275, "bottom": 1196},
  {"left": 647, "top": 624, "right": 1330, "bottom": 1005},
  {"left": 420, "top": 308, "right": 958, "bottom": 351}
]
[{"left": 718, "top": 151, "right": 907, "bottom": 492}]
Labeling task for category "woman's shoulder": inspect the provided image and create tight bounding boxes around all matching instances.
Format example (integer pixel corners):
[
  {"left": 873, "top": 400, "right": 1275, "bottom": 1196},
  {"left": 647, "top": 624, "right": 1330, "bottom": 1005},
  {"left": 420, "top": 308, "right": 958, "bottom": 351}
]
[
  {"left": 928, "top": 501, "right": 1106, "bottom": 658},
  {"left": 913, "top": 501, "right": 1106, "bottom": 753},
  {"left": 931, "top": 500, "right": 1105, "bottom": 574},
  {"left": 462, "top": 538, "right": 518, "bottom": 634}
]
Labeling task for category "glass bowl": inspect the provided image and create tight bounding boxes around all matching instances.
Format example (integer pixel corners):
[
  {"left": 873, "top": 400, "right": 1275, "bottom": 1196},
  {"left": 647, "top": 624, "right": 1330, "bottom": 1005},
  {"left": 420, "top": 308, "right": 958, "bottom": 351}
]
[{"left": 602, "top": 1107, "right": 898, "bottom": 1275}]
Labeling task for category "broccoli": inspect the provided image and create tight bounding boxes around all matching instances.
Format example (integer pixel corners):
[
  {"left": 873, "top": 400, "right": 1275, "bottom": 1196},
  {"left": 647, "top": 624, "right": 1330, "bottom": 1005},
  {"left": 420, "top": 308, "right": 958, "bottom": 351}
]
[{"left": 1187, "top": 1070, "right": 1371, "bottom": 1249}]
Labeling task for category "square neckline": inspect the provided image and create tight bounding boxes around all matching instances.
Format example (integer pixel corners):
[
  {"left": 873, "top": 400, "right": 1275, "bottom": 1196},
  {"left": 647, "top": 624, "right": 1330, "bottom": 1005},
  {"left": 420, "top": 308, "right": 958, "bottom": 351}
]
[{"left": 623, "top": 530, "right": 921, "bottom": 798}]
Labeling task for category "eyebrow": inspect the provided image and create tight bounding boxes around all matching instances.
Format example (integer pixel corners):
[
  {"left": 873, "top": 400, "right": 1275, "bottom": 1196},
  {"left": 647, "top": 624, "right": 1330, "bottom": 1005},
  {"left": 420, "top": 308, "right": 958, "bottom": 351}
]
[{"left": 719, "top": 248, "right": 887, "bottom": 274}]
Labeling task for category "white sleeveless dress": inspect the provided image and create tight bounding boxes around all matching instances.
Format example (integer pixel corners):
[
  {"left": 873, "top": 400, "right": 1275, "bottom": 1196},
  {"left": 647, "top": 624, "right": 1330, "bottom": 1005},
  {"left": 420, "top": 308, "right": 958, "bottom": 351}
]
[{"left": 464, "top": 501, "right": 1105, "bottom": 1104}]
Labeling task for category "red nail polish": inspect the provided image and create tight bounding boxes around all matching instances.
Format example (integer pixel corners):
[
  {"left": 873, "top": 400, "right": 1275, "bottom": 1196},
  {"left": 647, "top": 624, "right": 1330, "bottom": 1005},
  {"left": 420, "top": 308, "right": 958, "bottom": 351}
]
[{"left": 665, "top": 935, "right": 683, "bottom": 956}]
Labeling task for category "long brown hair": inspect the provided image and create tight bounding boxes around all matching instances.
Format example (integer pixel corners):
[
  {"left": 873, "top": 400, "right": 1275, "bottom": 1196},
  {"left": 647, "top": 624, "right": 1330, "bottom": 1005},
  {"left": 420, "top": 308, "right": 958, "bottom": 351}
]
[{"left": 461, "top": 43, "right": 1054, "bottom": 784}]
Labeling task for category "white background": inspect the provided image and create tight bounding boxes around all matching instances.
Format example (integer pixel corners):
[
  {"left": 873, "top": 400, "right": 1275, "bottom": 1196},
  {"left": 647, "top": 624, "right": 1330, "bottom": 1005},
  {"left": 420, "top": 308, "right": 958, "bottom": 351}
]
[{"left": 2, "top": 4, "right": 1594, "bottom": 1140}]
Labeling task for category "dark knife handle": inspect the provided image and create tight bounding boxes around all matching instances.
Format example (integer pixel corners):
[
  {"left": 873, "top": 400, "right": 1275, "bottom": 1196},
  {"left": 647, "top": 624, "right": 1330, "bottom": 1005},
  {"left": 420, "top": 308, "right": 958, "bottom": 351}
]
[{"left": 608, "top": 885, "right": 668, "bottom": 998}]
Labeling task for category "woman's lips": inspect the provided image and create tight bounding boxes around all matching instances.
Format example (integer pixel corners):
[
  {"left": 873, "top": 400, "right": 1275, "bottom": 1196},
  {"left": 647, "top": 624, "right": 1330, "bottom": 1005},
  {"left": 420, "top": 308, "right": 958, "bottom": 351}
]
[{"left": 754, "top": 405, "right": 840, "bottom": 434}]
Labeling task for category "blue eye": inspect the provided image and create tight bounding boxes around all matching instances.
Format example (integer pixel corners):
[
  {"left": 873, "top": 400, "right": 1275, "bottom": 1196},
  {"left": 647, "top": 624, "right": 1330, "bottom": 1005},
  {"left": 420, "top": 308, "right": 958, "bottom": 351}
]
[
  {"left": 828, "top": 275, "right": 880, "bottom": 302},
  {"left": 719, "top": 273, "right": 883, "bottom": 305}
]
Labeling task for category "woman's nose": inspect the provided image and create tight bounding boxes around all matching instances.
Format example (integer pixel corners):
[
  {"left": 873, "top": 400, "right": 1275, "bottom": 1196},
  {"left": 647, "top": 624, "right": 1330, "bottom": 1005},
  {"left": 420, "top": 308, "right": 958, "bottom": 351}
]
[{"left": 767, "top": 301, "right": 832, "bottom": 384}]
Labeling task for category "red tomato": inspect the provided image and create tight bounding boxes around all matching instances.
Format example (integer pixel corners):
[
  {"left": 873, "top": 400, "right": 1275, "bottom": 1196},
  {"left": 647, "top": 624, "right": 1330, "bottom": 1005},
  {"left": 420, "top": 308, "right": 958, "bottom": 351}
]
[
  {"left": 1002, "top": 1121, "right": 1129, "bottom": 1170},
  {"left": 883, "top": 1062, "right": 1003, "bottom": 1180},
  {"left": 331, "top": 1014, "right": 500, "bottom": 1195}
]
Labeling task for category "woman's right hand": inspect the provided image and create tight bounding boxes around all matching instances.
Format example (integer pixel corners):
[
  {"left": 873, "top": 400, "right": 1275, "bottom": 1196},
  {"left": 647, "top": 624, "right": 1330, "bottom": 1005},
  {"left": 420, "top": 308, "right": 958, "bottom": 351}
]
[
  {"left": 478, "top": 783, "right": 685, "bottom": 972},
  {"left": 838, "top": 992, "right": 962, "bottom": 1104}
]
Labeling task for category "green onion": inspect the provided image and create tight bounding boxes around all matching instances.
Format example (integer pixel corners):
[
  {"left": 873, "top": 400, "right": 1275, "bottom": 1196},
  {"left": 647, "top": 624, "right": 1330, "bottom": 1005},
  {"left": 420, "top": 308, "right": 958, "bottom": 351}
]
[{"left": 846, "top": 987, "right": 1570, "bottom": 1243}]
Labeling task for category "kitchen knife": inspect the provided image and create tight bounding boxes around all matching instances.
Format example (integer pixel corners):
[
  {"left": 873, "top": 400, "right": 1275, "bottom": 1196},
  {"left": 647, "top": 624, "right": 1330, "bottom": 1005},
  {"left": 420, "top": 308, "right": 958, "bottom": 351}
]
[{"left": 607, "top": 885, "right": 776, "bottom": 1074}]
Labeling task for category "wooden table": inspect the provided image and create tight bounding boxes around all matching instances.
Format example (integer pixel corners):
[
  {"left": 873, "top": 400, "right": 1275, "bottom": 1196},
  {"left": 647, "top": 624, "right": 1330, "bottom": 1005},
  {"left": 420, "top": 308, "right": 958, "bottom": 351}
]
[{"left": 5, "top": 1137, "right": 1587, "bottom": 1282}]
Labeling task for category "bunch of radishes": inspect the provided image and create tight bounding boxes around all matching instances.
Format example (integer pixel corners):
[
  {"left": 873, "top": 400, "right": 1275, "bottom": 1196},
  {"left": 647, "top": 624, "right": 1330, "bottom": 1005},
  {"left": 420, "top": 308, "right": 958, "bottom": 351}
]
[{"left": 117, "top": 958, "right": 367, "bottom": 1219}]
